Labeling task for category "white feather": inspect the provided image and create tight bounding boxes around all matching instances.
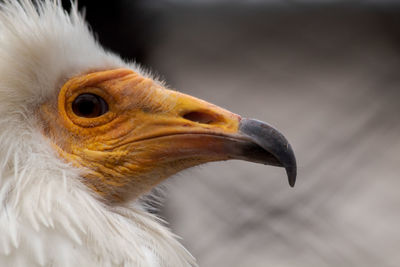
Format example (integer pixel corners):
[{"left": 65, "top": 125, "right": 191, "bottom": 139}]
[{"left": 0, "top": 0, "right": 195, "bottom": 266}]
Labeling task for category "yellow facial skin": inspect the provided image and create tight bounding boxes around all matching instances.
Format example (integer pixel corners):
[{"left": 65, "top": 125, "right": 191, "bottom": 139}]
[{"left": 40, "top": 69, "right": 242, "bottom": 202}]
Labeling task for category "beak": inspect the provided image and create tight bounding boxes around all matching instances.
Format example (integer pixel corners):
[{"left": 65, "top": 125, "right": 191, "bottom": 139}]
[
  {"left": 238, "top": 118, "right": 297, "bottom": 187},
  {"left": 105, "top": 70, "right": 298, "bottom": 187}
]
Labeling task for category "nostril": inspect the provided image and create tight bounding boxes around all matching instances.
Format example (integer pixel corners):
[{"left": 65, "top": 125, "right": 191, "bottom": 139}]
[{"left": 182, "top": 111, "right": 220, "bottom": 125}]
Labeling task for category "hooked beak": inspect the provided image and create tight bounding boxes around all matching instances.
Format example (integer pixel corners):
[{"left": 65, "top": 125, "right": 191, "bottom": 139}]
[
  {"left": 104, "top": 68, "right": 298, "bottom": 187},
  {"left": 237, "top": 118, "right": 297, "bottom": 187}
]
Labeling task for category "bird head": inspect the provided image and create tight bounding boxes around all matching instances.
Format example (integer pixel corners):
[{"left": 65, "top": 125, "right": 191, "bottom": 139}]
[
  {"left": 0, "top": 1, "right": 297, "bottom": 265},
  {"left": 0, "top": 1, "right": 296, "bottom": 204}
]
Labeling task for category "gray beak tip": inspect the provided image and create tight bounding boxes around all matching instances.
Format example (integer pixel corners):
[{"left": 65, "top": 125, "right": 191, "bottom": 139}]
[
  {"left": 239, "top": 118, "right": 297, "bottom": 187},
  {"left": 286, "top": 166, "right": 297, "bottom": 187}
]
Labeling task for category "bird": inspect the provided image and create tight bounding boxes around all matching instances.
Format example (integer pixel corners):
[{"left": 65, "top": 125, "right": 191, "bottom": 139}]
[{"left": 0, "top": 0, "right": 296, "bottom": 266}]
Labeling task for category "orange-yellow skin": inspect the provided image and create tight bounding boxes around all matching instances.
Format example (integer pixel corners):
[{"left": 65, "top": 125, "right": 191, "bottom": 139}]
[{"left": 39, "top": 69, "right": 241, "bottom": 202}]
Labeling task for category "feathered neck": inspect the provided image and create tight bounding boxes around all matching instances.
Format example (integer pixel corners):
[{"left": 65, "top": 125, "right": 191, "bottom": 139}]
[{"left": 0, "top": 123, "right": 195, "bottom": 266}]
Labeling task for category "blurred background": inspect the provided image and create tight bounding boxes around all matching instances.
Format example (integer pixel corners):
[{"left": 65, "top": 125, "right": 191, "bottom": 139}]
[{"left": 62, "top": 0, "right": 400, "bottom": 266}]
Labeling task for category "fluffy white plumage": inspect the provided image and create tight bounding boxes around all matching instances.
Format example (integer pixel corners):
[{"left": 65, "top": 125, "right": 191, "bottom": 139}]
[{"left": 0, "top": 1, "right": 195, "bottom": 266}]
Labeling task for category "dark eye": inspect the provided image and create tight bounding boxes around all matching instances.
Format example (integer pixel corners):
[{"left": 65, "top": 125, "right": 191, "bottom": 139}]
[{"left": 72, "top": 93, "right": 109, "bottom": 118}]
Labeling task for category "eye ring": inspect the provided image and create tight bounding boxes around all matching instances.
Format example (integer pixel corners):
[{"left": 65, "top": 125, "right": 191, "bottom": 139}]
[{"left": 72, "top": 93, "right": 109, "bottom": 118}]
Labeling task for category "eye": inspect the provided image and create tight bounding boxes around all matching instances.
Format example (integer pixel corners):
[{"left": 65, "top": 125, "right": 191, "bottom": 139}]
[{"left": 72, "top": 93, "right": 109, "bottom": 118}]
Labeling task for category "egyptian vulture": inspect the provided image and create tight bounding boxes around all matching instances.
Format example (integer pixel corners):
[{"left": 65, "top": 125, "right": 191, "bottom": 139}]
[{"left": 0, "top": 1, "right": 296, "bottom": 266}]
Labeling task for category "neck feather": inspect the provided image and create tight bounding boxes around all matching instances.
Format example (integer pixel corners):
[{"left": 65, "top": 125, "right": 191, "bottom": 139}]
[{"left": 0, "top": 120, "right": 195, "bottom": 266}]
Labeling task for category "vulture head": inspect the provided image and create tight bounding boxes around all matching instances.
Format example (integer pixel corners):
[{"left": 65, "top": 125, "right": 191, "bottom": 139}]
[{"left": 0, "top": 1, "right": 296, "bottom": 266}]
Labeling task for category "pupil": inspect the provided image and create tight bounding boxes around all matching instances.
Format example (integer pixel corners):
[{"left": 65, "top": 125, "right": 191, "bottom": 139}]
[
  {"left": 72, "top": 93, "right": 108, "bottom": 118},
  {"left": 79, "top": 100, "right": 95, "bottom": 115}
]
